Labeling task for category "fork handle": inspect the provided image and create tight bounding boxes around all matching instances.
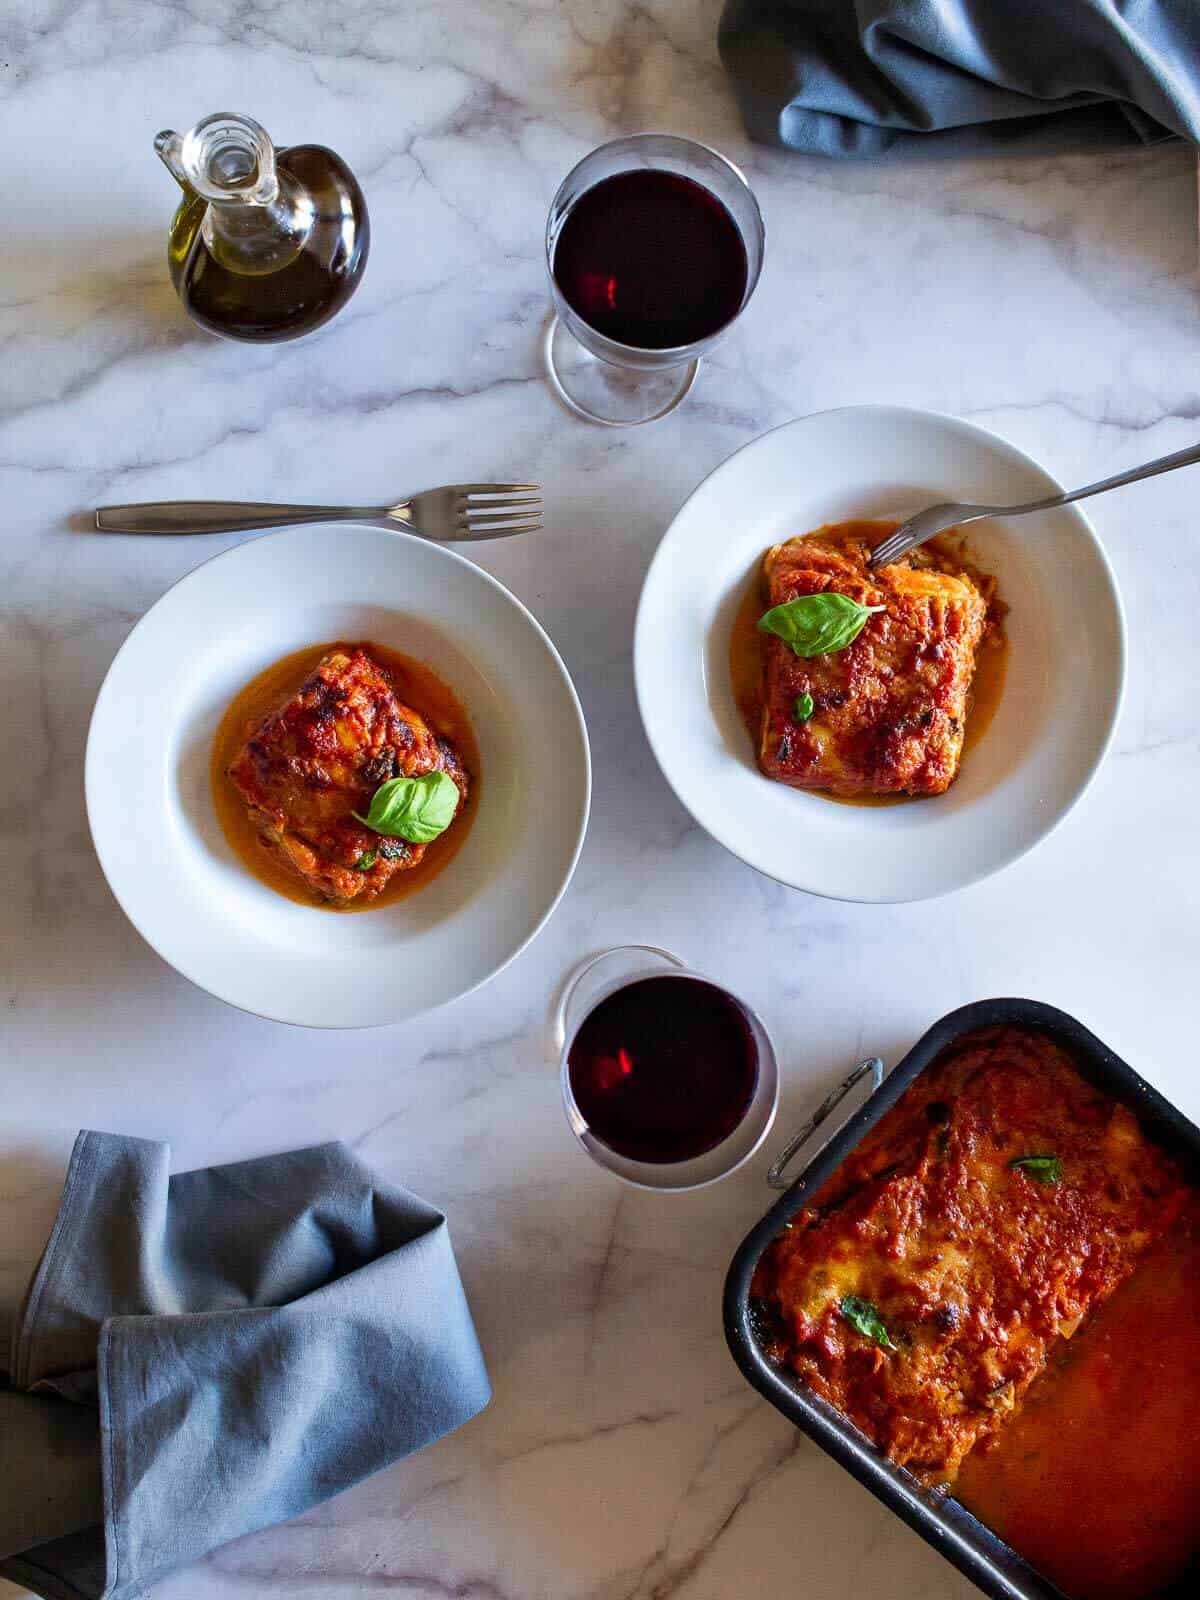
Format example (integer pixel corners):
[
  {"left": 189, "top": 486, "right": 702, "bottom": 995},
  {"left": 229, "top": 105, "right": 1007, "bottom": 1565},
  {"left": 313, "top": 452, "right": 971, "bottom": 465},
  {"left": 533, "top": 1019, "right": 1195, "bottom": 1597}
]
[
  {"left": 1015, "top": 440, "right": 1200, "bottom": 516},
  {"left": 876, "top": 436, "right": 1200, "bottom": 565},
  {"left": 94, "top": 501, "right": 386, "bottom": 534}
]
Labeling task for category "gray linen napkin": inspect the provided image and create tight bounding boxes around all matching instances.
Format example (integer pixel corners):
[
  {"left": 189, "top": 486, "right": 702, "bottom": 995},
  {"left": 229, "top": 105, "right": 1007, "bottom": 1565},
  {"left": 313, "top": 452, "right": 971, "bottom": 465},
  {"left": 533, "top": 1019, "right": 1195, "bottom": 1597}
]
[
  {"left": 0, "top": 1131, "right": 491, "bottom": 1599},
  {"left": 719, "top": 0, "right": 1200, "bottom": 155}
]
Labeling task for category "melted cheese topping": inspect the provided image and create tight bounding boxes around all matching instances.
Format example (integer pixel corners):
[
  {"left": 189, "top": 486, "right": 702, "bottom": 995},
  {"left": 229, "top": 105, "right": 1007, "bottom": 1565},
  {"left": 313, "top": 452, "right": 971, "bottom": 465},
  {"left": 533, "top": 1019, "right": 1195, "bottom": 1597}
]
[{"left": 752, "top": 1027, "right": 1189, "bottom": 1483}]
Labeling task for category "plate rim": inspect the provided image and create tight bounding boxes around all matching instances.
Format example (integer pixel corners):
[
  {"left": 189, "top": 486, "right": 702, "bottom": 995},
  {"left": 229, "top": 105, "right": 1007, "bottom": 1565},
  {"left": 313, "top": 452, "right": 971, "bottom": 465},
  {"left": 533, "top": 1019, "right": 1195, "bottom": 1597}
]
[
  {"left": 633, "top": 404, "right": 1127, "bottom": 903},
  {"left": 85, "top": 525, "right": 593, "bottom": 1028}
]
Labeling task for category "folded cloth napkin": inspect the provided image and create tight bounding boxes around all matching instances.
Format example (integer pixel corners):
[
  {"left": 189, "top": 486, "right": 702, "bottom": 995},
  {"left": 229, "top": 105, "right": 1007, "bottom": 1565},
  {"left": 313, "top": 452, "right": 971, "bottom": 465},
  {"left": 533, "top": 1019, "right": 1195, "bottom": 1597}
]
[
  {"left": 0, "top": 1132, "right": 491, "bottom": 1599},
  {"left": 719, "top": 0, "right": 1200, "bottom": 155}
]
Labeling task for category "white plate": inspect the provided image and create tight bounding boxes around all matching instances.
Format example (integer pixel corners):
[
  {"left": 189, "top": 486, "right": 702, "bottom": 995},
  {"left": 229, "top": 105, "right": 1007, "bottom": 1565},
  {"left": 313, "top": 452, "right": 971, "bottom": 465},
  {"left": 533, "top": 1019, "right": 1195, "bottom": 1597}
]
[
  {"left": 634, "top": 406, "right": 1125, "bottom": 903},
  {"left": 86, "top": 526, "right": 591, "bottom": 1027}
]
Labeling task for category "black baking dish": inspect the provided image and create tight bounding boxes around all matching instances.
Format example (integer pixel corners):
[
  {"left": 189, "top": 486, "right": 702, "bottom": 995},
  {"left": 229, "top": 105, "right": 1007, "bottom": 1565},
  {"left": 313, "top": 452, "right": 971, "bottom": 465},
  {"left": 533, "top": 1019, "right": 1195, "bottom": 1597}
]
[{"left": 723, "top": 998, "right": 1200, "bottom": 1600}]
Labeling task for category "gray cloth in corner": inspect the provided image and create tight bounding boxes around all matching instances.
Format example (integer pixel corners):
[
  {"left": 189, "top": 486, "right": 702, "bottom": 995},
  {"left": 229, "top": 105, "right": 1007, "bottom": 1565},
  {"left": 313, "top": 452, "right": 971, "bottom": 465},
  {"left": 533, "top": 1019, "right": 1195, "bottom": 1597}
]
[
  {"left": 0, "top": 1131, "right": 491, "bottom": 1599},
  {"left": 719, "top": 0, "right": 1200, "bottom": 156}
]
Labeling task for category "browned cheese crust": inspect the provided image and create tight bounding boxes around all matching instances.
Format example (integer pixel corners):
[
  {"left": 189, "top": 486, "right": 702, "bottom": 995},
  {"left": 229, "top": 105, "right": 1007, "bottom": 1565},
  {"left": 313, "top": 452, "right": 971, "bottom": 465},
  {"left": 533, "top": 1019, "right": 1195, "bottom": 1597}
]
[
  {"left": 751, "top": 1027, "right": 1189, "bottom": 1484},
  {"left": 226, "top": 645, "right": 468, "bottom": 905},
  {"left": 759, "top": 525, "right": 990, "bottom": 796}
]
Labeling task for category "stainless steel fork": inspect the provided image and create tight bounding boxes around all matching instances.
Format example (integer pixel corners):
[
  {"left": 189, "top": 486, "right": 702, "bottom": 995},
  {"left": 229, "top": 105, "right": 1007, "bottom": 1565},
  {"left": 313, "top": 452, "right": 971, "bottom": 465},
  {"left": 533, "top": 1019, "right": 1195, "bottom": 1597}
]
[
  {"left": 867, "top": 440, "right": 1200, "bottom": 568},
  {"left": 94, "top": 483, "right": 542, "bottom": 539}
]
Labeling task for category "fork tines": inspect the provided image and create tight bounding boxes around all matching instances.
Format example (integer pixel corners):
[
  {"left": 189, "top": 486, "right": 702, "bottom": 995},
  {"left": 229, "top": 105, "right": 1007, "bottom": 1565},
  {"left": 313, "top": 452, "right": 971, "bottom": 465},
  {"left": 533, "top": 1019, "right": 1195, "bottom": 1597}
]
[
  {"left": 459, "top": 483, "right": 542, "bottom": 537},
  {"left": 867, "top": 533, "right": 907, "bottom": 568}
]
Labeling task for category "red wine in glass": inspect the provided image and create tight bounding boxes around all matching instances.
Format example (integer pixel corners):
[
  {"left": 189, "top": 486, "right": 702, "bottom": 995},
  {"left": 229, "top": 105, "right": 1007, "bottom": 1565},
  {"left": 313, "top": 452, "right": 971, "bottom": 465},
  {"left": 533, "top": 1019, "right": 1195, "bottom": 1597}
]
[
  {"left": 567, "top": 975, "right": 759, "bottom": 1164},
  {"left": 552, "top": 169, "right": 750, "bottom": 351}
]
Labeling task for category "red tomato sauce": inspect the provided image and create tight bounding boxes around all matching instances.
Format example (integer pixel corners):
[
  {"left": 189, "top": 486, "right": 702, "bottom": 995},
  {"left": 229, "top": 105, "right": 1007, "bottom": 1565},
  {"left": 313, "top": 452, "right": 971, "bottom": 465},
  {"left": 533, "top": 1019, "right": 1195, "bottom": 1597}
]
[{"left": 955, "top": 1201, "right": 1200, "bottom": 1600}]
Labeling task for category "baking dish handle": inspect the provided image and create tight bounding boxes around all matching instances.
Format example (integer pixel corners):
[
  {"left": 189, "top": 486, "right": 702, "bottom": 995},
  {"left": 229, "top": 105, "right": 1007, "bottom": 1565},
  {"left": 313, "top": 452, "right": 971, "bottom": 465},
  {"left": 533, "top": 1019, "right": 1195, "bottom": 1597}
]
[{"left": 766, "top": 1057, "right": 884, "bottom": 1190}]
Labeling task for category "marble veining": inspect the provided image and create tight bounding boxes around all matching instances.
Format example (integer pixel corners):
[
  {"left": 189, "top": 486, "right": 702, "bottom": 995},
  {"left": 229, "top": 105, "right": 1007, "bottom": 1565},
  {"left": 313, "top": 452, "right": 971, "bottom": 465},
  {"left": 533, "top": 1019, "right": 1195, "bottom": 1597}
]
[{"left": 3, "top": 2, "right": 1200, "bottom": 1596}]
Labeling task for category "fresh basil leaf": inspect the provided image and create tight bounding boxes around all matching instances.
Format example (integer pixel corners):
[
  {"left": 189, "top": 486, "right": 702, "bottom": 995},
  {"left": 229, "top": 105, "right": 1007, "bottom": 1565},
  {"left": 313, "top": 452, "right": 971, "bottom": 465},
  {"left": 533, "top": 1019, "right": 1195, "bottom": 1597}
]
[
  {"left": 354, "top": 770, "right": 460, "bottom": 844},
  {"left": 1008, "top": 1154, "right": 1062, "bottom": 1185},
  {"left": 794, "top": 692, "right": 814, "bottom": 723},
  {"left": 758, "top": 592, "right": 885, "bottom": 657},
  {"left": 840, "top": 1295, "right": 896, "bottom": 1350},
  {"left": 353, "top": 850, "right": 377, "bottom": 870}
]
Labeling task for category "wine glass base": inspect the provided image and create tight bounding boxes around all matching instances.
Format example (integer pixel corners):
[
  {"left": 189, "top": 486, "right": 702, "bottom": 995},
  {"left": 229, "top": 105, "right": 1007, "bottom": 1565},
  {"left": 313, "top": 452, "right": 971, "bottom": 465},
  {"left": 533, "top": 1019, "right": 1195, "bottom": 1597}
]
[{"left": 543, "top": 315, "right": 700, "bottom": 427}]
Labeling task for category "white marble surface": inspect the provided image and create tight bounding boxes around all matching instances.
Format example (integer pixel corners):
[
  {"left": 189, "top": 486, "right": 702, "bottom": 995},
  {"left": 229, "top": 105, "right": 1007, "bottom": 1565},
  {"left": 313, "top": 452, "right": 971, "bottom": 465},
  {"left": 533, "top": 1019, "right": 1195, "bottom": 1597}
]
[{"left": 3, "top": 3, "right": 1200, "bottom": 1596}]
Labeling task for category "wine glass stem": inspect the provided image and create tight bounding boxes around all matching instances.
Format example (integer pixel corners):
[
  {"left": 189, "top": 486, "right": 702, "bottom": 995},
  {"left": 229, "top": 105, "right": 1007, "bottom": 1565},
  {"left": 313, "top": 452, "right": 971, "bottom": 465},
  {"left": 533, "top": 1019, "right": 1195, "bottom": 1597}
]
[{"left": 542, "top": 315, "right": 701, "bottom": 428}]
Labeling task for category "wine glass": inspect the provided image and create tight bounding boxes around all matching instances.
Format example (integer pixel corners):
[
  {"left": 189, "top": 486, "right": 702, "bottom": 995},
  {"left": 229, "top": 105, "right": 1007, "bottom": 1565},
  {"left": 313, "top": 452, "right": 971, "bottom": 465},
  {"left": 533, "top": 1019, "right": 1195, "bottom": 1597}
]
[
  {"left": 544, "top": 134, "right": 765, "bottom": 427},
  {"left": 553, "top": 945, "right": 779, "bottom": 1191}
]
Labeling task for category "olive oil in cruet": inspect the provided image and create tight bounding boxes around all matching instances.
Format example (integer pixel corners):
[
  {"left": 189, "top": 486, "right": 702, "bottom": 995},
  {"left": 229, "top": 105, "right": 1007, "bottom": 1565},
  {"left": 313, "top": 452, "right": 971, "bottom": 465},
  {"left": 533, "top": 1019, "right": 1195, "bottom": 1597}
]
[{"left": 156, "top": 112, "right": 369, "bottom": 342}]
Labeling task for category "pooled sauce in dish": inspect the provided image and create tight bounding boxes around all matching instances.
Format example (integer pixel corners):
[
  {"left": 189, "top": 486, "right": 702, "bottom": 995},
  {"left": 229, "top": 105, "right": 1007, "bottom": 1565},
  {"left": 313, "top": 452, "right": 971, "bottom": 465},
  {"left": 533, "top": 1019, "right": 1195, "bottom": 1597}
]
[
  {"left": 567, "top": 976, "right": 758, "bottom": 1164},
  {"left": 956, "top": 1201, "right": 1200, "bottom": 1600},
  {"left": 729, "top": 519, "right": 1007, "bottom": 806},
  {"left": 211, "top": 641, "right": 480, "bottom": 911}
]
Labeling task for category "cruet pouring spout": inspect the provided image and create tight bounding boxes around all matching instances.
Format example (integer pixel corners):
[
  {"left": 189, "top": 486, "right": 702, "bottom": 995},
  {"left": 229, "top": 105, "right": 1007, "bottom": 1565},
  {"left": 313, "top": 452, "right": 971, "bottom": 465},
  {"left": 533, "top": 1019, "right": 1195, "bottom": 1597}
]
[
  {"left": 154, "top": 130, "right": 190, "bottom": 191},
  {"left": 155, "top": 114, "right": 279, "bottom": 204}
]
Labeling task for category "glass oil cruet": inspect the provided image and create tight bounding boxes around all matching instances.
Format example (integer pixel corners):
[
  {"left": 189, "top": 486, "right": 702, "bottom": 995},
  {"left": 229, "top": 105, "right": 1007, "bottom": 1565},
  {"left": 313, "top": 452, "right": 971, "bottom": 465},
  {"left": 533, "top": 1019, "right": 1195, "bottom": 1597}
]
[{"left": 155, "top": 112, "right": 369, "bottom": 342}]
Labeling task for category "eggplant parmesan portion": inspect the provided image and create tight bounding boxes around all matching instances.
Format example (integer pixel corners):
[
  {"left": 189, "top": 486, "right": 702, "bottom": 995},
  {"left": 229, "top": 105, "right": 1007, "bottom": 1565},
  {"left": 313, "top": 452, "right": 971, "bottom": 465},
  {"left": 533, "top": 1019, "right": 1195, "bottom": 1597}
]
[
  {"left": 226, "top": 645, "right": 468, "bottom": 906},
  {"left": 751, "top": 1027, "right": 1188, "bottom": 1484},
  {"left": 759, "top": 524, "right": 990, "bottom": 797}
]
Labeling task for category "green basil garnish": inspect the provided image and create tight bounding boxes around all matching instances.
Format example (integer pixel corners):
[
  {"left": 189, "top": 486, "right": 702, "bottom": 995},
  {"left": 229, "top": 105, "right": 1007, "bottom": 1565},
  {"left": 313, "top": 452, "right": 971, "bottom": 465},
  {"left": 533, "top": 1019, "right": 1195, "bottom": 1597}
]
[
  {"left": 840, "top": 1295, "right": 896, "bottom": 1350},
  {"left": 354, "top": 770, "right": 459, "bottom": 844},
  {"left": 794, "top": 692, "right": 815, "bottom": 723},
  {"left": 1008, "top": 1154, "right": 1062, "bottom": 1185},
  {"left": 758, "top": 592, "right": 885, "bottom": 657},
  {"left": 353, "top": 851, "right": 377, "bottom": 870}
]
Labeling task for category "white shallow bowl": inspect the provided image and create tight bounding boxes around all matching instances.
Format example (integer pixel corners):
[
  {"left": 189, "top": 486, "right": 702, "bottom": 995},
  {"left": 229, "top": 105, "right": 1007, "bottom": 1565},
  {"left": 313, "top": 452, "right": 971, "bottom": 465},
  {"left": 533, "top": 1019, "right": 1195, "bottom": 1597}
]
[
  {"left": 87, "top": 525, "right": 591, "bottom": 1027},
  {"left": 634, "top": 406, "right": 1125, "bottom": 903}
]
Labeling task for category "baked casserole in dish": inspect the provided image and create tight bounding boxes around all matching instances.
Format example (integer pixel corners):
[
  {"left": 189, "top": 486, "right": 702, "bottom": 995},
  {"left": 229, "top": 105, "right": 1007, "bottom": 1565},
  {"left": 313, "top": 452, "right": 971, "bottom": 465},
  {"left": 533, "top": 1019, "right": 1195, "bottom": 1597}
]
[{"left": 725, "top": 1000, "right": 1200, "bottom": 1600}]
